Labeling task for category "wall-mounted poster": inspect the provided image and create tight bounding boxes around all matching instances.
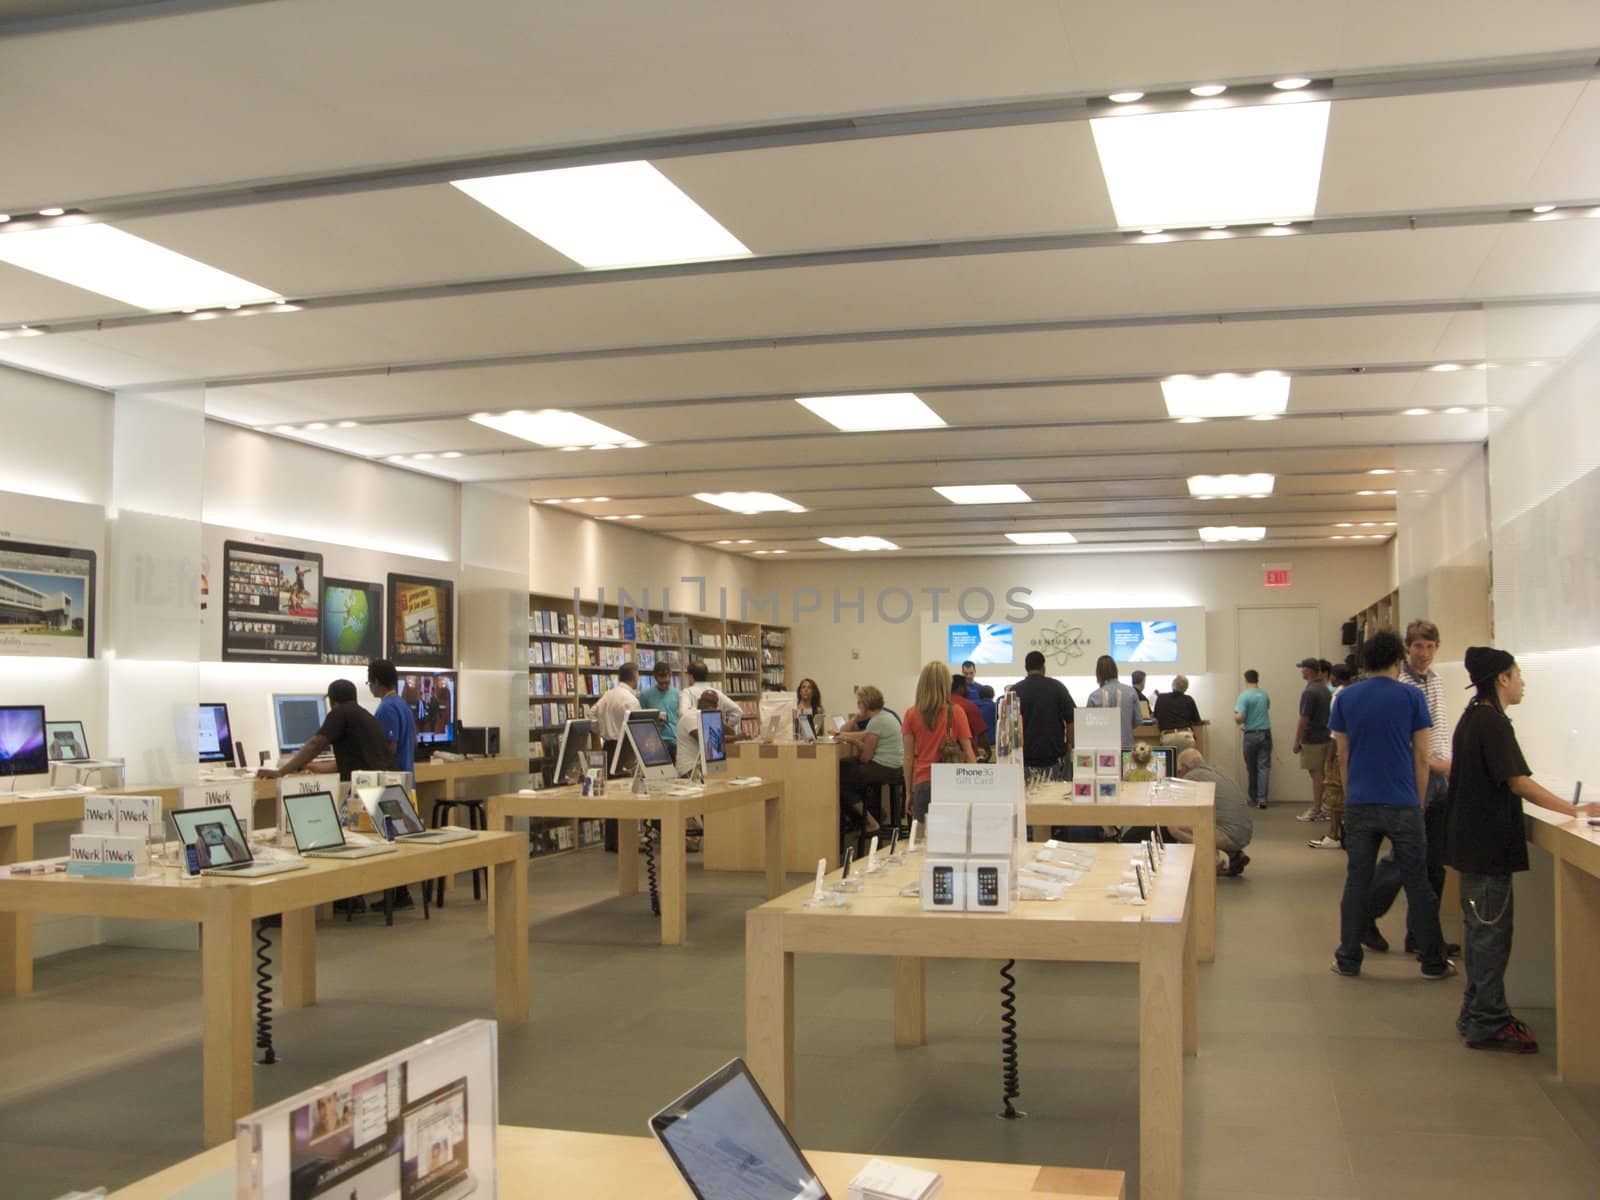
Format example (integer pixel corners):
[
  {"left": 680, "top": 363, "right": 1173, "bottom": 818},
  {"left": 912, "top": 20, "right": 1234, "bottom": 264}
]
[
  {"left": 388, "top": 574, "right": 453, "bottom": 669},
  {"left": 0, "top": 538, "right": 96, "bottom": 658},
  {"left": 222, "top": 540, "right": 323, "bottom": 662},
  {"left": 322, "top": 577, "right": 384, "bottom": 666}
]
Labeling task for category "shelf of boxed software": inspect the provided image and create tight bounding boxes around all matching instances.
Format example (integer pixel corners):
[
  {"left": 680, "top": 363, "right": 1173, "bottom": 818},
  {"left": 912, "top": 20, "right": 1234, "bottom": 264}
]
[{"left": 529, "top": 816, "right": 606, "bottom": 858}]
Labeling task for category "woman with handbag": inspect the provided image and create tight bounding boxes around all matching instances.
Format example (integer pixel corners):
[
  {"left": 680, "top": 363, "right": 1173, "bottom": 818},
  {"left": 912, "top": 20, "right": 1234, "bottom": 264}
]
[{"left": 901, "top": 661, "right": 976, "bottom": 821}]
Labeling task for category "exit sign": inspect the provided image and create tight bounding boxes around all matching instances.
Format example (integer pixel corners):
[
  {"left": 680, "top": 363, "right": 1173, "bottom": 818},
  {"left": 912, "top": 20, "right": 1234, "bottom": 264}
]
[{"left": 1263, "top": 562, "right": 1293, "bottom": 589}]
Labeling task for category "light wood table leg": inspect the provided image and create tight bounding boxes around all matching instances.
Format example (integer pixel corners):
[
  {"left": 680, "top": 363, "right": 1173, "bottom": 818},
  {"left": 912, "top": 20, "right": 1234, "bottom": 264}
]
[
  {"left": 617, "top": 819, "right": 639, "bottom": 895},
  {"left": 893, "top": 956, "right": 926, "bottom": 1046},
  {"left": 493, "top": 856, "right": 529, "bottom": 1023},
  {"left": 200, "top": 897, "right": 254, "bottom": 1147},
  {"left": 660, "top": 814, "right": 687, "bottom": 946},
  {"left": 764, "top": 795, "right": 786, "bottom": 899},
  {"left": 745, "top": 908, "right": 794, "bottom": 1121},
  {"left": 280, "top": 907, "right": 316, "bottom": 1009},
  {"left": 1195, "top": 818, "right": 1216, "bottom": 962},
  {"left": 0, "top": 822, "right": 33, "bottom": 998},
  {"left": 1554, "top": 858, "right": 1600, "bottom": 1083},
  {"left": 1139, "top": 920, "right": 1185, "bottom": 1200},
  {"left": 1183, "top": 911, "right": 1198, "bottom": 1058}
]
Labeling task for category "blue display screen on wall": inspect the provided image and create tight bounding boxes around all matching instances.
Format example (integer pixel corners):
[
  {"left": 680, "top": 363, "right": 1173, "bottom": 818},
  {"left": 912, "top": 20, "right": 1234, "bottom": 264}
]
[
  {"left": 948, "top": 624, "right": 1013, "bottom": 665},
  {"left": 1110, "top": 620, "right": 1178, "bottom": 663}
]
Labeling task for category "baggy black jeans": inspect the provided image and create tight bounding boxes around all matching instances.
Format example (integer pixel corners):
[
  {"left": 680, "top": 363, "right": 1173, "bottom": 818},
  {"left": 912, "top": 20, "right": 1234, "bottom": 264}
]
[
  {"left": 1336, "top": 804, "right": 1447, "bottom": 974},
  {"left": 1458, "top": 872, "right": 1515, "bottom": 1041}
]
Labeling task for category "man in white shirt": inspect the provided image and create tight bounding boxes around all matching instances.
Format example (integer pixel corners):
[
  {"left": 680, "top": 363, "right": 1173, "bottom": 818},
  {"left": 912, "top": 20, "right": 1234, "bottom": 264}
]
[
  {"left": 679, "top": 660, "right": 744, "bottom": 728},
  {"left": 591, "top": 662, "right": 641, "bottom": 761}
]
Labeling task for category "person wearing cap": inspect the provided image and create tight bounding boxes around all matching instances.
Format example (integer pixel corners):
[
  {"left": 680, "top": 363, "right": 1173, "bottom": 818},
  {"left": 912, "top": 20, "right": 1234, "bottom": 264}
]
[
  {"left": 1445, "top": 646, "right": 1599, "bottom": 1052},
  {"left": 1328, "top": 630, "right": 1454, "bottom": 980},
  {"left": 258, "top": 679, "right": 394, "bottom": 781},
  {"left": 1293, "top": 656, "right": 1334, "bottom": 823}
]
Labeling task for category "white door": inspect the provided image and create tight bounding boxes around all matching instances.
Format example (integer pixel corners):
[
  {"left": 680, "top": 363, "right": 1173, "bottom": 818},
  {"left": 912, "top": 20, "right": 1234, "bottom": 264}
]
[{"left": 1234, "top": 605, "right": 1320, "bottom": 804}]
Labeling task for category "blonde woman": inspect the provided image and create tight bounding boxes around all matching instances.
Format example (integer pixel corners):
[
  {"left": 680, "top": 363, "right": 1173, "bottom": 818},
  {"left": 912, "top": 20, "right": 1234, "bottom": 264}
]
[{"left": 901, "top": 661, "right": 975, "bottom": 820}]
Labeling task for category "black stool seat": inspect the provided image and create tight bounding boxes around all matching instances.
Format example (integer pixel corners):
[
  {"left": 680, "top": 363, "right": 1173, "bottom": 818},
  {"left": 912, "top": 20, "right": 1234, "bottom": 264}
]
[{"left": 428, "top": 798, "right": 486, "bottom": 905}]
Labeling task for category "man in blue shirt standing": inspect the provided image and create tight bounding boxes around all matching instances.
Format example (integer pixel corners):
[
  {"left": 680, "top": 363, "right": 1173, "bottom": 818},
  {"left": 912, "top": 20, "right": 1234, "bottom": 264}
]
[
  {"left": 637, "top": 660, "right": 681, "bottom": 762},
  {"left": 1328, "top": 630, "right": 1453, "bottom": 979},
  {"left": 368, "top": 659, "right": 417, "bottom": 773},
  {"left": 1233, "top": 670, "right": 1272, "bottom": 808}
]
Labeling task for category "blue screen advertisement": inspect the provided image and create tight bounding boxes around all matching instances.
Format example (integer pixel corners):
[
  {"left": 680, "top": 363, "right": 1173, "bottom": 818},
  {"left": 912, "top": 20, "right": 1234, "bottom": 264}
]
[
  {"left": 947, "top": 624, "right": 1013, "bottom": 665},
  {"left": 1110, "top": 620, "right": 1178, "bottom": 663}
]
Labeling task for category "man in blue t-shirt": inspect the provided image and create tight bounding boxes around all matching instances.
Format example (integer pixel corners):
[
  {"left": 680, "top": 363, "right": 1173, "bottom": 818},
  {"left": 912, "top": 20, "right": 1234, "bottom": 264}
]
[
  {"left": 1233, "top": 671, "right": 1272, "bottom": 808},
  {"left": 368, "top": 658, "right": 417, "bottom": 773},
  {"left": 1328, "top": 631, "right": 1452, "bottom": 979}
]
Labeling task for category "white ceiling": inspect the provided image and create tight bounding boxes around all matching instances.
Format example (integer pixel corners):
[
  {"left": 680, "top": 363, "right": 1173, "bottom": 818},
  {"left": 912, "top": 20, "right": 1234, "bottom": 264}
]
[{"left": 2, "top": 0, "right": 1599, "bottom": 558}]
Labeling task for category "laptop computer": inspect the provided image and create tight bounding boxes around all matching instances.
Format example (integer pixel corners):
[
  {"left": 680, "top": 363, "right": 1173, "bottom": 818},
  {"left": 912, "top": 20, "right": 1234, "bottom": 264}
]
[
  {"left": 283, "top": 790, "right": 397, "bottom": 859},
  {"left": 169, "top": 805, "right": 308, "bottom": 878},
  {"left": 650, "top": 1058, "right": 828, "bottom": 1200},
  {"left": 358, "top": 785, "right": 475, "bottom": 844},
  {"left": 402, "top": 1076, "right": 477, "bottom": 1200}
]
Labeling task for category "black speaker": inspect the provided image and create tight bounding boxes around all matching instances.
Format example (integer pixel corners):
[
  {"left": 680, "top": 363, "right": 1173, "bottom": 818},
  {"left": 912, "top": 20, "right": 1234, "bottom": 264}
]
[
  {"left": 1341, "top": 619, "right": 1358, "bottom": 646},
  {"left": 458, "top": 726, "right": 500, "bottom": 757}
]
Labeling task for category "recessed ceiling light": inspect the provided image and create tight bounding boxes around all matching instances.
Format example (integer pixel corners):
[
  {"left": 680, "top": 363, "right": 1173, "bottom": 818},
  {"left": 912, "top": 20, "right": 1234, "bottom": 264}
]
[
  {"left": 386, "top": 455, "right": 408, "bottom": 463},
  {"left": 622, "top": 440, "right": 647, "bottom": 449},
  {"left": 1187, "top": 473, "right": 1275, "bottom": 497},
  {"left": 1199, "top": 526, "right": 1266, "bottom": 542},
  {"left": 1141, "top": 226, "right": 1164, "bottom": 234},
  {"left": 1336, "top": 522, "right": 1353, "bottom": 528},
  {"left": 0, "top": 223, "right": 280, "bottom": 310},
  {"left": 715, "top": 540, "right": 733, "bottom": 545},
  {"left": 796, "top": 392, "right": 945, "bottom": 432},
  {"left": 451, "top": 161, "right": 750, "bottom": 269},
  {"left": 470, "top": 409, "right": 635, "bottom": 447},
  {"left": 694, "top": 491, "right": 806, "bottom": 515},
  {"left": 568, "top": 497, "right": 587, "bottom": 503},
  {"left": 1176, "top": 416, "right": 1206, "bottom": 424},
  {"left": 0, "top": 214, "right": 10, "bottom": 223},
  {"left": 590, "top": 496, "right": 611, "bottom": 502},
  {"left": 1248, "top": 413, "right": 1279, "bottom": 421},
  {"left": 336, "top": 420, "right": 358, "bottom": 429},
  {"left": 1384, "top": 522, "right": 1397, "bottom": 527},
  {"left": 1005, "top": 531, "right": 1078, "bottom": 545},
  {"left": 1360, "top": 522, "right": 1376, "bottom": 527},
  {"left": 304, "top": 422, "right": 328, "bottom": 431},
  {"left": 1444, "top": 406, "right": 1470, "bottom": 415},
  {"left": 1273, "top": 77, "right": 1312, "bottom": 90},
  {"left": 274, "top": 424, "right": 295, "bottom": 434},
  {"left": 1356, "top": 490, "right": 1376, "bottom": 496},
  {"left": 1189, "top": 84, "right": 1227, "bottom": 97},
  {"left": 541, "top": 498, "right": 563, "bottom": 504},
  {"left": 736, "top": 539, "right": 754, "bottom": 545},
  {"left": 1368, "top": 468, "right": 1395, "bottom": 475},
  {"left": 413, "top": 453, "right": 435, "bottom": 461},
  {"left": 601, "top": 515, "right": 621, "bottom": 521},
  {"left": 1090, "top": 101, "right": 1330, "bottom": 227},
  {"left": 818, "top": 536, "right": 900, "bottom": 552},
  {"left": 1331, "top": 535, "right": 1347, "bottom": 540},
  {"left": 37, "top": 207, "right": 65, "bottom": 217},
  {"left": 1428, "top": 363, "right": 1461, "bottom": 373},
  {"left": 441, "top": 451, "right": 463, "bottom": 459},
  {"left": 934, "top": 484, "right": 1032, "bottom": 505},
  {"left": 1402, "top": 408, "right": 1431, "bottom": 416},
  {"left": 625, "top": 514, "right": 643, "bottom": 520},
  {"left": 1531, "top": 204, "right": 1556, "bottom": 214},
  {"left": 1382, "top": 490, "right": 1398, "bottom": 496},
  {"left": 1108, "top": 91, "right": 1145, "bottom": 103},
  {"left": 768, "top": 549, "right": 787, "bottom": 554}
]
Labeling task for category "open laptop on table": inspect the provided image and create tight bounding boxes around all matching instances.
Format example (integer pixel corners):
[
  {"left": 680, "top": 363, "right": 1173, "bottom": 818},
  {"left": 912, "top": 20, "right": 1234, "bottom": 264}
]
[
  {"left": 283, "top": 790, "right": 397, "bottom": 859},
  {"left": 650, "top": 1058, "right": 828, "bottom": 1200},
  {"left": 359, "top": 784, "right": 476, "bottom": 844},
  {"left": 170, "top": 804, "right": 308, "bottom": 878}
]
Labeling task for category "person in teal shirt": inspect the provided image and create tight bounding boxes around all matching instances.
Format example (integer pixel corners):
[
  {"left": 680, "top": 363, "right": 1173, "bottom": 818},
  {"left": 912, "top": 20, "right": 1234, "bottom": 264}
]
[
  {"left": 637, "top": 660, "right": 681, "bottom": 756},
  {"left": 1234, "top": 670, "right": 1272, "bottom": 808}
]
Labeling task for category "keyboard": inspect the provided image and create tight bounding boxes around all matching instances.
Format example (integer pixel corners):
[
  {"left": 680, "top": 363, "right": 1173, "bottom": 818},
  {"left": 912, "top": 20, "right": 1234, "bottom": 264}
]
[
  {"left": 399, "top": 827, "right": 476, "bottom": 844},
  {"left": 204, "top": 859, "right": 309, "bottom": 878},
  {"left": 303, "top": 843, "right": 397, "bottom": 859},
  {"left": 14, "top": 787, "right": 93, "bottom": 800}
]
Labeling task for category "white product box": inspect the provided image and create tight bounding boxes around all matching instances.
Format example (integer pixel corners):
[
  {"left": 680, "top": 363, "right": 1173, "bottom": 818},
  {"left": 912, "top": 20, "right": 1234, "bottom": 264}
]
[
  {"left": 115, "top": 795, "right": 162, "bottom": 836},
  {"left": 101, "top": 834, "right": 149, "bottom": 870},
  {"left": 1096, "top": 778, "right": 1122, "bottom": 802},
  {"left": 965, "top": 859, "right": 1011, "bottom": 911},
  {"left": 968, "top": 802, "right": 1015, "bottom": 858},
  {"left": 68, "top": 834, "right": 104, "bottom": 863},
  {"left": 923, "top": 803, "right": 970, "bottom": 856},
  {"left": 81, "top": 795, "right": 119, "bottom": 835},
  {"left": 920, "top": 857, "right": 966, "bottom": 911},
  {"left": 1072, "top": 749, "right": 1097, "bottom": 773},
  {"left": 1072, "top": 779, "right": 1095, "bottom": 800},
  {"left": 1094, "top": 751, "right": 1121, "bottom": 774}
]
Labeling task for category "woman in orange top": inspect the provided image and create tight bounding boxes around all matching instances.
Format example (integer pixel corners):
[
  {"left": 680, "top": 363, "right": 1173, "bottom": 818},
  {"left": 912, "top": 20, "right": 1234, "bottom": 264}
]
[{"left": 901, "top": 661, "right": 976, "bottom": 820}]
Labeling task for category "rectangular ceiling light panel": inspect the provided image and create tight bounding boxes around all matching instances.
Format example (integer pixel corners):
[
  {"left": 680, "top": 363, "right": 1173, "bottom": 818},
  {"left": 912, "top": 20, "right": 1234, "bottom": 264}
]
[
  {"left": 469, "top": 409, "right": 634, "bottom": 447},
  {"left": 1199, "top": 526, "right": 1267, "bottom": 542},
  {"left": 452, "top": 161, "right": 751, "bottom": 269},
  {"left": 934, "top": 484, "right": 1032, "bottom": 505},
  {"left": 1187, "top": 473, "right": 1275, "bottom": 497},
  {"left": 1090, "top": 101, "right": 1331, "bottom": 228},
  {"left": 694, "top": 492, "right": 806, "bottom": 514},
  {"left": 1161, "top": 373, "right": 1290, "bottom": 419},
  {"left": 0, "top": 223, "right": 279, "bottom": 310},
  {"left": 1005, "top": 531, "right": 1078, "bottom": 545},
  {"left": 796, "top": 392, "right": 946, "bottom": 431},
  {"left": 819, "top": 536, "right": 900, "bottom": 551}
]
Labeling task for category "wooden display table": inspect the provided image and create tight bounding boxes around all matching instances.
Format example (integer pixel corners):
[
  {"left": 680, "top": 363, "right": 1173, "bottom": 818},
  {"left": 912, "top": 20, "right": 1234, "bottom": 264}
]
[
  {"left": 1524, "top": 804, "right": 1600, "bottom": 1083},
  {"left": 0, "top": 791, "right": 92, "bottom": 996},
  {"left": 1025, "top": 778, "right": 1217, "bottom": 961},
  {"left": 709, "top": 740, "right": 846, "bottom": 873},
  {"left": 487, "top": 779, "right": 785, "bottom": 945},
  {"left": 109, "top": 1124, "right": 1126, "bottom": 1200},
  {"left": 746, "top": 844, "right": 1195, "bottom": 1200},
  {"left": 0, "top": 832, "right": 527, "bottom": 1146}
]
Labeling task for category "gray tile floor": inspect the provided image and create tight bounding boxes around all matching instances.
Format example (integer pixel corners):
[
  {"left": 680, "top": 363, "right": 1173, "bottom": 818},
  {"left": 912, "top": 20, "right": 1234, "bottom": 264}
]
[{"left": 2, "top": 813, "right": 1597, "bottom": 1199}]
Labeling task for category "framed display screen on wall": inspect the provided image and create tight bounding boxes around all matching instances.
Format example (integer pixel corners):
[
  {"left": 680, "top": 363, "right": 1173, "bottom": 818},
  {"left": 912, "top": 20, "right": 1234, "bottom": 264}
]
[
  {"left": 222, "top": 540, "right": 324, "bottom": 663},
  {"left": 387, "top": 573, "right": 453, "bottom": 668},
  {"left": 0, "top": 538, "right": 97, "bottom": 658},
  {"left": 321, "top": 577, "right": 384, "bottom": 666}
]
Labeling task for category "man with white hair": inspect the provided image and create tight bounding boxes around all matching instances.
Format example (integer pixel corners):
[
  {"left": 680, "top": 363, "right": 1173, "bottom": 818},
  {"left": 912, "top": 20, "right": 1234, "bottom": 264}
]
[
  {"left": 1173, "top": 748, "right": 1254, "bottom": 876},
  {"left": 1154, "top": 675, "right": 1202, "bottom": 749}
]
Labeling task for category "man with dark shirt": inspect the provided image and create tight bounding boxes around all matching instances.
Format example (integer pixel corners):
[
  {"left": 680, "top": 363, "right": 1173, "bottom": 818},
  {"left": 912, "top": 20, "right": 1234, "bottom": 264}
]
[
  {"left": 950, "top": 675, "right": 989, "bottom": 757},
  {"left": 1293, "top": 656, "right": 1333, "bottom": 822},
  {"left": 258, "top": 678, "right": 393, "bottom": 781},
  {"left": 1154, "top": 674, "right": 1202, "bottom": 749},
  {"left": 1445, "top": 646, "right": 1598, "bottom": 1051},
  {"left": 1009, "top": 651, "right": 1075, "bottom": 778}
]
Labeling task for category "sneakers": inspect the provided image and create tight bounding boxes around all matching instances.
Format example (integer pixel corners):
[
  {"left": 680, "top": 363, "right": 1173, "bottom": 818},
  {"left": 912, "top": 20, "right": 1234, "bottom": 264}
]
[
  {"left": 1296, "top": 806, "right": 1328, "bottom": 822},
  {"left": 1404, "top": 933, "right": 1462, "bottom": 957},
  {"left": 1330, "top": 961, "right": 1359, "bottom": 977},
  {"left": 1421, "top": 961, "right": 1459, "bottom": 981},
  {"left": 1225, "top": 851, "right": 1250, "bottom": 877},
  {"left": 1361, "top": 923, "right": 1390, "bottom": 953},
  {"left": 1467, "top": 1018, "right": 1539, "bottom": 1053},
  {"left": 1308, "top": 835, "right": 1342, "bottom": 849}
]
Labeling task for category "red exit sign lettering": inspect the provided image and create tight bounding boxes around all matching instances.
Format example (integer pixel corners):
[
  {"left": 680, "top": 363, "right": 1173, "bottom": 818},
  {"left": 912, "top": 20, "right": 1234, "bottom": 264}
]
[{"left": 1263, "top": 563, "right": 1293, "bottom": 589}]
